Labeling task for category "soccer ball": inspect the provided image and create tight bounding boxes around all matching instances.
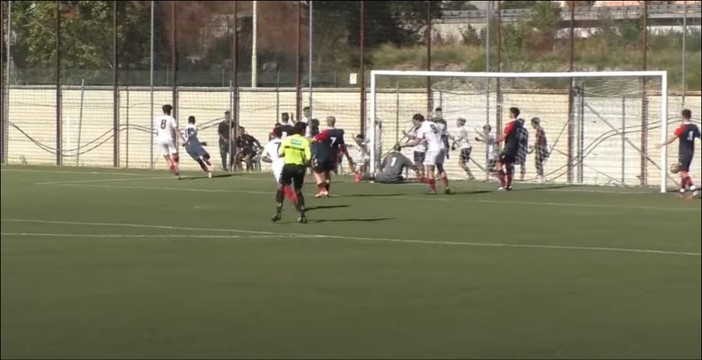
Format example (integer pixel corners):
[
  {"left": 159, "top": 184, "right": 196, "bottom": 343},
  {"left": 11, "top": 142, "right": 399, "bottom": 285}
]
[{"left": 670, "top": 163, "right": 680, "bottom": 174}]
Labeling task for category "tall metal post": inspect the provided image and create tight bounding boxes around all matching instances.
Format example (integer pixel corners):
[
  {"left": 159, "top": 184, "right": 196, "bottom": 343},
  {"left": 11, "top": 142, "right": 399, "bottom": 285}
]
[
  {"left": 230, "top": 2, "right": 239, "bottom": 170},
  {"left": 495, "top": 0, "right": 502, "bottom": 138},
  {"left": 113, "top": 1, "right": 120, "bottom": 167},
  {"left": 308, "top": 1, "right": 313, "bottom": 115},
  {"left": 567, "top": 3, "right": 575, "bottom": 183},
  {"left": 640, "top": 2, "right": 648, "bottom": 186},
  {"left": 55, "top": 0, "right": 62, "bottom": 166},
  {"left": 485, "top": 0, "right": 490, "bottom": 125},
  {"left": 0, "top": 1, "right": 6, "bottom": 164},
  {"left": 295, "top": 1, "right": 302, "bottom": 122},
  {"left": 360, "top": 1, "right": 366, "bottom": 134},
  {"left": 149, "top": 0, "right": 154, "bottom": 168},
  {"left": 251, "top": 0, "right": 257, "bottom": 88},
  {"left": 171, "top": 1, "right": 177, "bottom": 121},
  {"left": 484, "top": 1, "right": 491, "bottom": 180},
  {"left": 682, "top": 0, "right": 687, "bottom": 106},
  {"left": 426, "top": 1, "right": 432, "bottom": 115}
]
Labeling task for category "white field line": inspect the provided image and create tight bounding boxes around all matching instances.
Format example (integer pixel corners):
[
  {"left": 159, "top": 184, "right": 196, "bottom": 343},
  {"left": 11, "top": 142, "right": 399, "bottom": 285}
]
[
  {"left": 50, "top": 183, "right": 701, "bottom": 213},
  {"left": 1, "top": 168, "right": 148, "bottom": 176},
  {"left": 0, "top": 232, "right": 305, "bottom": 239},
  {"left": 35, "top": 176, "right": 174, "bottom": 185},
  {"left": 2, "top": 219, "right": 700, "bottom": 257}
]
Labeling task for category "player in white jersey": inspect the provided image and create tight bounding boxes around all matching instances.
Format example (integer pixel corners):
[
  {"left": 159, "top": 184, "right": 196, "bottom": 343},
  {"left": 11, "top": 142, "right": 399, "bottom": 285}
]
[
  {"left": 154, "top": 104, "right": 180, "bottom": 179},
  {"left": 261, "top": 127, "right": 297, "bottom": 205},
  {"left": 401, "top": 113, "right": 452, "bottom": 194},
  {"left": 402, "top": 125, "right": 426, "bottom": 180},
  {"left": 449, "top": 117, "right": 475, "bottom": 180},
  {"left": 475, "top": 124, "right": 498, "bottom": 180},
  {"left": 181, "top": 116, "right": 212, "bottom": 178},
  {"left": 351, "top": 133, "right": 370, "bottom": 183}
]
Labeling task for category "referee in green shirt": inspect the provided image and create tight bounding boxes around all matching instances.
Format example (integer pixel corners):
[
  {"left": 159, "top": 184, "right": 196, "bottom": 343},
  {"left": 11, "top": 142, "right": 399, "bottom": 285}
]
[{"left": 272, "top": 122, "right": 311, "bottom": 223}]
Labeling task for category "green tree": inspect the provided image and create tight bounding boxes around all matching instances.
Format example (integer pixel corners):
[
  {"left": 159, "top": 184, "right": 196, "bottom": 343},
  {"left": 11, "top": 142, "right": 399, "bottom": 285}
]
[
  {"left": 442, "top": 1, "right": 478, "bottom": 11},
  {"left": 10, "top": 1, "right": 162, "bottom": 84}
]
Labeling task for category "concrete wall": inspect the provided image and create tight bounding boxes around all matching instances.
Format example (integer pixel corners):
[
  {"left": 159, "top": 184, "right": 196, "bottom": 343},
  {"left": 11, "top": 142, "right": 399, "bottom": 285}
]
[{"left": 6, "top": 86, "right": 700, "bottom": 189}]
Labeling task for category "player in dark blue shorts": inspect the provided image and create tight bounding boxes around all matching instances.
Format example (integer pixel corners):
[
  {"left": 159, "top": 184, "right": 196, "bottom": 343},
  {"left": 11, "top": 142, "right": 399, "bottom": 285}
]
[
  {"left": 311, "top": 116, "right": 355, "bottom": 198},
  {"left": 661, "top": 109, "right": 701, "bottom": 198},
  {"left": 495, "top": 107, "right": 523, "bottom": 191}
]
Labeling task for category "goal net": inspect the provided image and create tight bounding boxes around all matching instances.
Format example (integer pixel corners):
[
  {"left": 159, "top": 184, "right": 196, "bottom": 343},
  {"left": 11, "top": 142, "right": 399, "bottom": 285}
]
[{"left": 368, "top": 70, "right": 675, "bottom": 193}]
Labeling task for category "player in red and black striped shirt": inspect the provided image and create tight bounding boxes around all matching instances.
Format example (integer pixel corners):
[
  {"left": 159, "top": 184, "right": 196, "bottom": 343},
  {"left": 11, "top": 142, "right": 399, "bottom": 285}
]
[
  {"left": 660, "top": 109, "right": 700, "bottom": 198},
  {"left": 495, "top": 107, "right": 523, "bottom": 191}
]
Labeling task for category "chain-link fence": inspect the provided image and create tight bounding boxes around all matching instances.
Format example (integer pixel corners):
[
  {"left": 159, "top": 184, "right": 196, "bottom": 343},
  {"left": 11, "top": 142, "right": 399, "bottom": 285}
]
[{"left": 2, "top": 1, "right": 700, "bottom": 186}]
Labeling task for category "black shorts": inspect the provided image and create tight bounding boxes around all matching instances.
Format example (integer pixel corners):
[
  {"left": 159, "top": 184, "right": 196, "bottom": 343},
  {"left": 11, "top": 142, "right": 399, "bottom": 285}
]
[
  {"left": 280, "top": 164, "right": 307, "bottom": 190},
  {"left": 239, "top": 147, "right": 256, "bottom": 158},
  {"left": 499, "top": 151, "right": 517, "bottom": 165},
  {"left": 414, "top": 151, "right": 426, "bottom": 163},
  {"left": 535, "top": 148, "right": 549, "bottom": 162},
  {"left": 487, "top": 159, "right": 497, "bottom": 170},
  {"left": 459, "top": 148, "right": 472, "bottom": 162},
  {"left": 678, "top": 155, "right": 693, "bottom": 172},
  {"left": 313, "top": 157, "right": 335, "bottom": 173}
]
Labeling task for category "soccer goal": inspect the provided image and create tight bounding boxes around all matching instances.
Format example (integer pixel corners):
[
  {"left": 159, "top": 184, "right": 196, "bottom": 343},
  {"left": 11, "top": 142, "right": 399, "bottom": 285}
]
[{"left": 368, "top": 70, "right": 674, "bottom": 193}]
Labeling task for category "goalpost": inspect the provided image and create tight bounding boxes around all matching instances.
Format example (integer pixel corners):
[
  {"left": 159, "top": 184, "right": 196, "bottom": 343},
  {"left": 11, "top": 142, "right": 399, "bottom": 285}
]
[{"left": 369, "top": 70, "right": 670, "bottom": 193}]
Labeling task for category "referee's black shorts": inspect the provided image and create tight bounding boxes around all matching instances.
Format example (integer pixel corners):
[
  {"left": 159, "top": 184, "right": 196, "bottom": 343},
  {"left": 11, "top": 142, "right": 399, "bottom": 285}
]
[{"left": 280, "top": 164, "right": 307, "bottom": 190}]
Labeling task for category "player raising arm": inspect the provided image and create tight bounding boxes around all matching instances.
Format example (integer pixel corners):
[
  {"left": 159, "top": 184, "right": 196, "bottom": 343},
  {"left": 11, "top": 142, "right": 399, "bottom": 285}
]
[
  {"left": 154, "top": 104, "right": 180, "bottom": 179},
  {"left": 449, "top": 117, "right": 475, "bottom": 180},
  {"left": 401, "top": 113, "right": 452, "bottom": 194},
  {"left": 273, "top": 122, "right": 311, "bottom": 223},
  {"left": 660, "top": 109, "right": 701, "bottom": 199},
  {"left": 475, "top": 124, "right": 498, "bottom": 179}
]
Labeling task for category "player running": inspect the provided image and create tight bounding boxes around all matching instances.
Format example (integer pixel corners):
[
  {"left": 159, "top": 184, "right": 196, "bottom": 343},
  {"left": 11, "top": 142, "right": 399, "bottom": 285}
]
[
  {"left": 495, "top": 107, "right": 523, "bottom": 191},
  {"left": 262, "top": 127, "right": 297, "bottom": 205},
  {"left": 660, "top": 109, "right": 701, "bottom": 199},
  {"left": 402, "top": 113, "right": 452, "bottom": 194},
  {"left": 154, "top": 104, "right": 180, "bottom": 179},
  {"left": 311, "top": 116, "right": 355, "bottom": 198},
  {"left": 449, "top": 117, "right": 475, "bottom": 180},
  {"left": 530, "top": 117, "right": 549, "bottom": 183},
  {"left": 181, "top": 116, "right": 213, "bottom": 178},
  {"left": 273, "top": 122, "right": 311, "bottom": 223}
]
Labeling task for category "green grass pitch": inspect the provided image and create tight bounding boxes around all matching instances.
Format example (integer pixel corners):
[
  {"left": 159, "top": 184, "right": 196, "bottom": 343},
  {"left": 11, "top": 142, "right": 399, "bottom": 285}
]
[{"left": 1, "top": 165, "right": 700, "bottom": 359}]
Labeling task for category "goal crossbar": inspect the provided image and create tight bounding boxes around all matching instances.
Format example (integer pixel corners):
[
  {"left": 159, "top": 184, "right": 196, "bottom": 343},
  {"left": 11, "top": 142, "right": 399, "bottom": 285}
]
[{"left": 368, "top": 70, "right": 669, "bottom": 193}]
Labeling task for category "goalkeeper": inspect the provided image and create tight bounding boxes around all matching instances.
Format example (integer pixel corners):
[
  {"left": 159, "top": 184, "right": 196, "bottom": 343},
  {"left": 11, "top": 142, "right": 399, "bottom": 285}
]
[{"left": 365, "top": 145, "right": 417, "bottom": 184}]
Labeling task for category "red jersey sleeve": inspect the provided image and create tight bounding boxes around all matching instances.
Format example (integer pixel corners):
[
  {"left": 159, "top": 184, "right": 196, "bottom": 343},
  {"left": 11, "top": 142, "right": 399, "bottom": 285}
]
[
  {"left": 674, "top": 125, "right": 685, "bottom": 138},
  {"left": 314, "top": 130, "right": 329, "bottom": 142},
  {"left": 503, "top": 121, "right": 516, "bottom": 137}
]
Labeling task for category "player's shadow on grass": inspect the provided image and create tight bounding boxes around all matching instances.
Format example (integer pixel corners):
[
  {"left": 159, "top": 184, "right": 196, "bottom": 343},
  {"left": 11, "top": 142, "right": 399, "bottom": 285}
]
[
  {"left": 341, "top": 193, "right": 404, "bottom": 198},
  {"left": 451, "top": 190, "right": 493, "bottom": 195},
  {"left": 182, "top": 173, "right": 238, "bottom": 180},
  {"left": 305, "top": 205, "right": 351, "bottom": 212},
  {"left": 511, "top": 184, "right": 578, "bottom": 192},
  {"left": 308, "top": 217, "right": 393, "bottom": 224}
]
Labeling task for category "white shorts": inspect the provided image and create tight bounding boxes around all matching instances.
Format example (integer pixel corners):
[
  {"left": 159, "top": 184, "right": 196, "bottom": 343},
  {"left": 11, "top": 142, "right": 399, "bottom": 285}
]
[
  {"left": 157, "top": 138, "right": 177, "bottom": 156},
  {"left": 424, "top": 149, "right": 446, "bottom": 167},
  {"left": 272, "top": 161, "right": 284, "bottom": 183}
]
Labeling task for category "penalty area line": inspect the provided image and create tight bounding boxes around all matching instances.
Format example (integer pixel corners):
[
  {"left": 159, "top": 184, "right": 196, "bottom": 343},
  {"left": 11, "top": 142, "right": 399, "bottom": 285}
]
[
  {"left": 0, "top": 232, "right": 310, "bottom": 239},
  {"left": 48, "top": 183, "right": 701, "bottom": 213},
  {"left": 1, "top": 218, "right": 700, "bottom": 257}
]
